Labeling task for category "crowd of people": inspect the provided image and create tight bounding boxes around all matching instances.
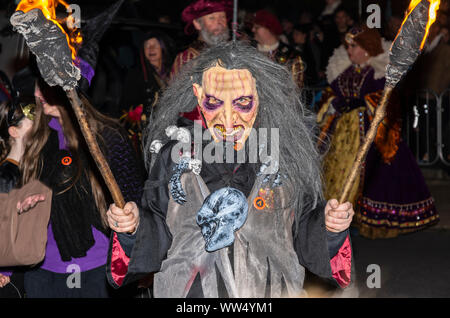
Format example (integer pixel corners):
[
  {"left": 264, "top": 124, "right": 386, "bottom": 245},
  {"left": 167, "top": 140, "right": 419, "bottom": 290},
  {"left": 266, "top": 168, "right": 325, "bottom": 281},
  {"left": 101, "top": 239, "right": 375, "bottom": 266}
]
[
  {"left": 0, "top": 0, "right": 448, "bottom": 298},
  {"left": 113, "top": 0, "right": 450, "bottom": 153}
]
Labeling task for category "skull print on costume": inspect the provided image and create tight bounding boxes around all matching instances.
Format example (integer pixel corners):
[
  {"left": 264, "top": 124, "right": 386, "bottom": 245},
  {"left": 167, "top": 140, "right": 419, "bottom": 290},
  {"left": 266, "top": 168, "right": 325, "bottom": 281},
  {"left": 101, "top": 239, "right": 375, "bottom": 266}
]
[{"left": 196, "top": 187, "right": 248, "bottom": 252}]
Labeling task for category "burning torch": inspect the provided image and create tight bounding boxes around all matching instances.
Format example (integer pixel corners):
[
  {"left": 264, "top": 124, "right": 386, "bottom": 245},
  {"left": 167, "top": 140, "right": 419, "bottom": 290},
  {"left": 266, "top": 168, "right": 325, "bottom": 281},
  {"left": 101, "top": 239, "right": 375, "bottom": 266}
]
[
  {"left": 339, "top": 0, "right": 441, "bottom": 203},
  {"left": 10, "top": 1, "right": 125, "bottom": 208}
]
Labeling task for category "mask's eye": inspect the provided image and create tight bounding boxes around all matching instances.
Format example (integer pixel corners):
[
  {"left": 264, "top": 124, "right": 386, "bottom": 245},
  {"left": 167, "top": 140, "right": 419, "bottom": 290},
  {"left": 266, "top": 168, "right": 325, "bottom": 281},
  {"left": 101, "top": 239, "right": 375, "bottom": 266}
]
[
  {"left": 234, "top": 96, "right": 253, "bottom": 111},
  {"left": 203, "top": 95, "right": 223, "bottom": 111},
  {"left": 208, "top": 96, "right": 220, "bottom": 104}
]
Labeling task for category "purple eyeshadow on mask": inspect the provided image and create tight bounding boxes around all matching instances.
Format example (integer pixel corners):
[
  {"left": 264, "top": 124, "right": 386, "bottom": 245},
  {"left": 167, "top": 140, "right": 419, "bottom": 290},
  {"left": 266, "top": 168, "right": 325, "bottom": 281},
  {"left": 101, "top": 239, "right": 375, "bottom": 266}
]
[
  {"left": 203, "top": 94, "right": 224, "bottom": 111},
  {"left": 233, "top": 96, "right": 254, "bottom": 113}
]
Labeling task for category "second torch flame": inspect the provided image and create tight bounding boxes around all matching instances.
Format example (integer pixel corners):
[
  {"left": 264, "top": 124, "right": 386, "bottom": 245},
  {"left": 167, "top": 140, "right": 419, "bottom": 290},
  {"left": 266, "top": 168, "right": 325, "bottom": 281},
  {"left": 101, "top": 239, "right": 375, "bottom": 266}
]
[{"left": 401, "top": 0, "right": 441, "bottom": 49}]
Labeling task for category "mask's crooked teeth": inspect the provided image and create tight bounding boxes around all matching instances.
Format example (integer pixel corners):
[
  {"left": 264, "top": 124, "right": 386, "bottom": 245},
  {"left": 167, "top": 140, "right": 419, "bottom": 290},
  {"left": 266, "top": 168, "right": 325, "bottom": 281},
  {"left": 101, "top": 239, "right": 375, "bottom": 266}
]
[
  {"left": 214, "top": 125, "right": 225, "bottom": 134},
  {"left": 228, "top": 127, "right": 242, "bottom": 136},
  {"left": 214, "top": 125, "right": 244, "bottom": 138}
]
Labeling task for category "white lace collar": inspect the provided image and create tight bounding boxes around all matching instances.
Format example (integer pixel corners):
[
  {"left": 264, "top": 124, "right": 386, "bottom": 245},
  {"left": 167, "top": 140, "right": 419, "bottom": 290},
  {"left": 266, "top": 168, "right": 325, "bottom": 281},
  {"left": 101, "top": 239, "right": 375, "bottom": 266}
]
[{"left": 326, "top": 39, "right": 392, "bottom": 84}]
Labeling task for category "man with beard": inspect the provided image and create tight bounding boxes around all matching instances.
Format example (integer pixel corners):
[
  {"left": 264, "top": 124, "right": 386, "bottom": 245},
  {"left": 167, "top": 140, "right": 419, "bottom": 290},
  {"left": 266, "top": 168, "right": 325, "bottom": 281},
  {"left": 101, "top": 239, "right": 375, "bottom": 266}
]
[
  {"left": 105, "top": 43, "right": 354, "bottom": 298},
  {"left": 170, "top": 0, "right": 232, "bottom": 79}
]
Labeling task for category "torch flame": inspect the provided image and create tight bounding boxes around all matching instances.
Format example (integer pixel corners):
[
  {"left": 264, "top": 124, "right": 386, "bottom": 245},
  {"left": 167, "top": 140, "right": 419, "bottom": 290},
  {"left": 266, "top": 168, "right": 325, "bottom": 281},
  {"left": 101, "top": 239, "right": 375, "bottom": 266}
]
[
  {"left": 401, "top": 0, "right": 441, "bottom": 49},
  {"left": 15, "top": 0, "right": 82, "bottom": 60}
]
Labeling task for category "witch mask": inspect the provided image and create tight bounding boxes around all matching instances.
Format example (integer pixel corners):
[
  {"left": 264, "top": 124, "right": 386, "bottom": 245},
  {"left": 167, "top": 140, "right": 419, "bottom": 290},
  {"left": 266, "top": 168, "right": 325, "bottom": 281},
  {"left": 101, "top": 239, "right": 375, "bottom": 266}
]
[{"left": 193, "top": 65, "right": 259, "bottom": 151}]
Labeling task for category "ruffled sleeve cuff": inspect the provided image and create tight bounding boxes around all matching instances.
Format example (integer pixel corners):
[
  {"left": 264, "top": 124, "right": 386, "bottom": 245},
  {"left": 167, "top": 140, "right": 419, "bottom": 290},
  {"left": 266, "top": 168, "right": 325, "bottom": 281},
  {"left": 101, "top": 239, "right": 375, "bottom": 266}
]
[
  {"left": 110, "top": 232, "right": 131, "bottom": 287},
  {"left": 330, "top": 235, "right": 352, "bottom": 288}
]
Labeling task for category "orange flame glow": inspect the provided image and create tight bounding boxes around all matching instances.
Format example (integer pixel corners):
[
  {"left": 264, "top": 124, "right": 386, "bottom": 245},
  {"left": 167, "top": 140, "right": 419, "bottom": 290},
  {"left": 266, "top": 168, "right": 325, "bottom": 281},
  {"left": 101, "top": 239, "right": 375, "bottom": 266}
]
[
  {"left": 401, "top": 0, "right": 441, "bottom": 49},
  {"left": 15, "top": 0, "right": 82, "bottom": 60}
]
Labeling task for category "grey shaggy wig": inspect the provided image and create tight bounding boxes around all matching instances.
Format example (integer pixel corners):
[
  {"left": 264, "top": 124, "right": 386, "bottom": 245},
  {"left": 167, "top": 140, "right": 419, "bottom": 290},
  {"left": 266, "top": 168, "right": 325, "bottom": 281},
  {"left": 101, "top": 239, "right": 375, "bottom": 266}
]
[{"left": 143, "top": 41, "right": 324, "bottom": 231}]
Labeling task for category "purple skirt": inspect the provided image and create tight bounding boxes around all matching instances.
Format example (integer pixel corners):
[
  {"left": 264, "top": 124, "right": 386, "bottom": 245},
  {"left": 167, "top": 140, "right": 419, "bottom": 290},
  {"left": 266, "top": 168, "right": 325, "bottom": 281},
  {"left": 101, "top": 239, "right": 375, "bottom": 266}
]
[{"left": 356, "top": 140, "right": 439, "bottom": 239}]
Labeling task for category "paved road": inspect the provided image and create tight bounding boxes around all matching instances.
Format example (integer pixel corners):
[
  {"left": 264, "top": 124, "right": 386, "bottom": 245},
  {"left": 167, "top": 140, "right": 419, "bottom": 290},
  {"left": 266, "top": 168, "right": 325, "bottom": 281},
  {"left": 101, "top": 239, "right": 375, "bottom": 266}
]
[
  {"left": 304, "top": 170, "right": 450, "bottom": 298},
  {"left": 305, "top": 228, "right": 450, "bottom": 298},
  {"left": 352, "top": 228, "right": 450, "bottom": 297}
]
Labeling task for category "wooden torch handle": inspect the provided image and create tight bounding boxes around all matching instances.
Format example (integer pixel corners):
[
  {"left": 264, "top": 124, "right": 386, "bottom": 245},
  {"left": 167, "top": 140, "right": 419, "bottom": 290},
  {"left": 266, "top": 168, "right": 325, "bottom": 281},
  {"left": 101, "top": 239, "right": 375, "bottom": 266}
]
[
  {"left": 66, "top": 89, "right": 126, "bottom": 209},
  {"left": 338, "top": 86, "right": 394, "bottom": 204}
]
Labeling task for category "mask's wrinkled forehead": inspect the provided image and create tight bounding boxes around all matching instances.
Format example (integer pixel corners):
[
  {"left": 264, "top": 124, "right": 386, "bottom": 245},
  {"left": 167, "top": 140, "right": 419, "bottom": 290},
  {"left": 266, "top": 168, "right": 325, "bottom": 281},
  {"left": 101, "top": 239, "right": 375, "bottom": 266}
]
[{"left": 201, "top": 65, "right": 255, "bottom": 98}]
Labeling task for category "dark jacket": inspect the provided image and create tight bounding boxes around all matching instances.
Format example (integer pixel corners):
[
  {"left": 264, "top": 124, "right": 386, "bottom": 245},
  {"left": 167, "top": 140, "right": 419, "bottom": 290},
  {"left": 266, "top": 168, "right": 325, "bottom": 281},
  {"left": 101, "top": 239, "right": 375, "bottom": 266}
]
[
  {"left": 39, "top": 124, "right": 145, "bottom": 262},
  {"left": 0, "top": 160, "right": 20, "bottom": 193}
]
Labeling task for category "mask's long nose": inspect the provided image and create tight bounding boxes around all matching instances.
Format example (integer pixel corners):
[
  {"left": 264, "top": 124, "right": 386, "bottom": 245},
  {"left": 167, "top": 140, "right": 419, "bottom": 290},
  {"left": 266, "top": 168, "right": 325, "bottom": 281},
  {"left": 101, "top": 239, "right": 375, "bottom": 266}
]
[{"left": 224, "top": 101, "right": 234, "bottom": 133}]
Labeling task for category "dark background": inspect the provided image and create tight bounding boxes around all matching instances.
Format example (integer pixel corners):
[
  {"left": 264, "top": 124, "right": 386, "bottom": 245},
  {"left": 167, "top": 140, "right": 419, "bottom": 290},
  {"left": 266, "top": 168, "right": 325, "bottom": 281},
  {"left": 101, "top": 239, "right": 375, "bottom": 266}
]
[
  {"left": 0, "top": 0, "right": 412, "bottom": 25},
  {"left": 0, "top": 0, "right": 419, "bottom": 116}
]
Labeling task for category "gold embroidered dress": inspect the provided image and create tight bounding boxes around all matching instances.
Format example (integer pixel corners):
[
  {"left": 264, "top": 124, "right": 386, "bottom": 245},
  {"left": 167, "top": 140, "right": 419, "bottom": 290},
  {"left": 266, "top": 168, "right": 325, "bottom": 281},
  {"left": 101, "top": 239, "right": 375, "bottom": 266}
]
[{"left": 317, "top": 43, "right": 439, "bottom": 239}]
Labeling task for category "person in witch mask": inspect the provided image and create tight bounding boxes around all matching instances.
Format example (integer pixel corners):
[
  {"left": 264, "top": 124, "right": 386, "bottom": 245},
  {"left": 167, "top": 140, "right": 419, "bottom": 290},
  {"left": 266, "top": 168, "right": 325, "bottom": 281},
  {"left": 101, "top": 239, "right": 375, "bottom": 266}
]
[{"left": 105, "top": 42, "right": 354, "bottom": 298}]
